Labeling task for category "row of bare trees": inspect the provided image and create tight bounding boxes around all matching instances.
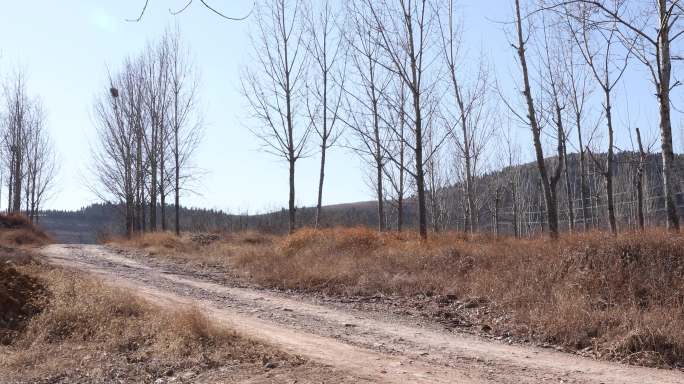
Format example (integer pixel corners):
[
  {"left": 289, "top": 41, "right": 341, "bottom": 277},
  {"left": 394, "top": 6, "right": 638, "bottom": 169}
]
[
  {"left": 243, "top": 0, "right": 506, "bottom": 239},
  {"left": 512, "top": 0, "right": 684, "bottom": 237},
  {"left": 241, "top": 0, "right": 684, "bottom": 239},
  {"left": 91, "top": 28, "right": 201, "bottom": 237},
  {"left": 0, "top": 71, "right": 57, "bottom": 222}
]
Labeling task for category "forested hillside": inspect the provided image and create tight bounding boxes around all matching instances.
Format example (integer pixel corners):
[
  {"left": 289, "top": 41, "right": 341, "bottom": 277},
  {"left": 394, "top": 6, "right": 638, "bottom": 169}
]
[{"left": 38, "top": 152, "right": 684, "bottom": 242}]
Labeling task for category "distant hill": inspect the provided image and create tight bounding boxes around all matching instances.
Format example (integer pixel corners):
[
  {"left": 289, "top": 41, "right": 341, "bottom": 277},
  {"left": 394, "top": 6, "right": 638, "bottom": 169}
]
[{"left": 37, "top": 151, "right": 684, "bottom": 243}]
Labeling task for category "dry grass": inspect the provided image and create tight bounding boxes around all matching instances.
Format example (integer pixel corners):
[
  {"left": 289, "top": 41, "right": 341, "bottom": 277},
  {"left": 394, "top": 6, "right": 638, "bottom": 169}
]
[
  {"left": 0, "top": 214, "right": 51, "bottom": 246},
  {"left": 117, "top": 227, "right": 684, "bottom": 368},
  {"left": 0, "top": 263, "right": 300, "bottom": 383},
  {"left": 110, "top": 230, "right": 275, "bottom": 270}
]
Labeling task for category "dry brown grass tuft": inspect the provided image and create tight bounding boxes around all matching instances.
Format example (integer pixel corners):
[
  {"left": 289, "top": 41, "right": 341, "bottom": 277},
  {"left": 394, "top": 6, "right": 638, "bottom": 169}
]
[
  {"left": 115, "top": 231, "right": 190, "bottom": 254},
  {"left": 109, "top": 230, "right": 276, "bottom": 271},
  {"left": 0, "top": 264, "right": 297, "bottom": 382},
  {"left": 0, "top": 214, "right": 51, "bottom": 246}
]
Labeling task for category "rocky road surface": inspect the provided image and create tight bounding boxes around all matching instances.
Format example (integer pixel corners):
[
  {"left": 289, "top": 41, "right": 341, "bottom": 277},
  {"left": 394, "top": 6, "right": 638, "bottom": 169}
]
[{"left": 39, "top": 244, "right": 684, "bottom": 384}]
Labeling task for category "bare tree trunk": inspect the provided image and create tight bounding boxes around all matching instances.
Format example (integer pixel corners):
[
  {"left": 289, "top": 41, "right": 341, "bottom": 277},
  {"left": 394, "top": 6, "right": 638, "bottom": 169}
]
[
  {"left": 12, "top": 140, "right": 22, "bottom": 213},
  {"left": 7, "top": 160, "right": 13, "bottom": 214},
  {"left": 309, "top": 1, "right": 343, "bottom": 228},
  {"left": 288, "top": 157, "right": 296, "bottom": 233},
  {"left": 315, "top": 138, "right": 326, "bottom": 228},
  {"left": 149, "top": 119, "right": 158, "bottom": 231},
  {"left": 376, "top": 153, "right": 385, "bottom": 232},
  {"left": 451, "top": 67, "right": 475, "bottom": 233},
  {"left": 159, "top": 112, "right": 167, "bottom": 231},
  {"left": 414, "top": 98, "right": 427, "bottom": 239},
  {"left": 514, "top": 0, "right": 558, "bottom": 238},
  {"left": 373, "top": 87, "right": 385, "bottom": 232},
  {"left": 397, "top": 131, "right": 405, "bottom": 232},
  {"left": 562, "top": 140, "right": 575, "bottom": 232},
  {"left": 511, "top": 181, "right": 519, "bottom": 237},
  {"left": 635, "top": 127, "right": 646, "bottom": 230},
  {"left": 493, "top": 187, "right": 501, "bottom": 236},
  {"left": 658, "top": 0, "right": 680, "bottom": 231},
  {"left": 604, "top": 88, "right": 617, "bottom": 234},
  {"left": 174, "top": 123, "right": 180, "bottom": 235},
  {"left": 576, "top": 112, "right": 591, "bottom": 231}
]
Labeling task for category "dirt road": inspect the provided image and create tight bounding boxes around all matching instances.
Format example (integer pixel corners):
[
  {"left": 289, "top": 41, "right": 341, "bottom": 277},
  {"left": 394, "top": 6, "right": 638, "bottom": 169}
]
[{"left": 39, "top": 244, "right": 684, "bottom": 384}]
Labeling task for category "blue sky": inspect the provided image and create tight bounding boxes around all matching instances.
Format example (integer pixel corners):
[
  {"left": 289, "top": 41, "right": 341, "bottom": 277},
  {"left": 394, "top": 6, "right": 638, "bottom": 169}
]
[{"left": 0, "top": 1, "right": 676, "bottom": 213}]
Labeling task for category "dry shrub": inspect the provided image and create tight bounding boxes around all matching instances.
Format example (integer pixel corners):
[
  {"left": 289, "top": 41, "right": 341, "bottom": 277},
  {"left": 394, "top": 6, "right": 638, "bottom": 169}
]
[
  {"left": 224, "top": 230, "right": 275, "bottom": 245},
  {"left": 231, "top": 227, "right": 684, "bottom": 367},
  {"left": 0, "top": 214, "right": 50, "bottom": 246},
  {"left": 110, "top": 232, "right": 191, "bottom": 256},
  {"left": 110, "top": 231, "right": 276, "bottom": 271}
]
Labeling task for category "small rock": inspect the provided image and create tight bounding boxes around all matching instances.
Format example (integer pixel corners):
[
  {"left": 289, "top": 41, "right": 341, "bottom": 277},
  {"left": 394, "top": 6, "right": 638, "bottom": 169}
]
[
  {"left": 480, "top": 324, "right": 492, "bottom": 333},
  {"left": 264, "top": 361, "right": 278, "bottom": 370}
]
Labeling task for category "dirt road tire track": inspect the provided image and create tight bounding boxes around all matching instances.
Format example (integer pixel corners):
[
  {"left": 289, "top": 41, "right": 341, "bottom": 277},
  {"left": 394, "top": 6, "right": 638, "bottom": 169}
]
[{"left": 39, "top": 244, "right": 684, "bottom": 384}]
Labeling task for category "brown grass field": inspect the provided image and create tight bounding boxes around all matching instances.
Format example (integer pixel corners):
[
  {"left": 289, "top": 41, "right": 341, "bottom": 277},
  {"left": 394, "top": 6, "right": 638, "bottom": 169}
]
[
  {"left": 0, "top": 216, "right": 341, "bottom": 383},
  {"left": 113, "top": 227, "right": 684, "bottom": 368}
]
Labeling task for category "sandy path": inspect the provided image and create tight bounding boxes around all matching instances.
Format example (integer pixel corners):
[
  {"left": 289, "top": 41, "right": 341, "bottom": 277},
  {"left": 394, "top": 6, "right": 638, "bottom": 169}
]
[{"left": 39, "top": 244, "right": 684, "bottom": 384}]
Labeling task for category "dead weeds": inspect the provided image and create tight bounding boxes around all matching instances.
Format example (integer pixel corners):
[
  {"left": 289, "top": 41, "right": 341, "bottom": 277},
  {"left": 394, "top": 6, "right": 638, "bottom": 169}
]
[
  {"left": 0, "top": 262, "right": 308, "bottom": 383},
  {"left": 115, "top": 227, "right": 684, "bottom": 368}
]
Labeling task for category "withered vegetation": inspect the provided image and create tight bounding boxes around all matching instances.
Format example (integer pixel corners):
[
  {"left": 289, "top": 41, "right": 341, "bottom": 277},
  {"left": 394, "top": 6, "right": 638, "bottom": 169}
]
[{"left": 114, "top": 227, "right": 684, "bottom": 368}]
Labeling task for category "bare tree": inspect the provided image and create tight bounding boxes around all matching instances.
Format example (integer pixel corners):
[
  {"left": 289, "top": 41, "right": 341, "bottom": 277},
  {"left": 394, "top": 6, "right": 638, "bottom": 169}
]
[
  {"left": 304, "top": 0, "right": 345, "bottom": 228},
  {"left": 562, "top": 4, "right": 631, "bottom": 234},
  {"left": 438, "top": 0, "right": 495, "bottom": 233},
  {"left": 1, "top": 70, "right": 56, "bottom": 219},
  {"left": 22, "top": 102, "right": 57, "bottom": 222},
  {"left": 548, "top": 0, "right": 684, "bottom": 230},
  {"left": 383, "top": 80, "right": 410, "bottom": 231},
  {"left": 92, "top": 30, "right": 201, "bottom": 237},
  {"left": 2, "top": 72, "right": 29, "bottom": 214},
  {"left": 511, "top": 0, "right": 560, "bottom": 238},
  {"left": 341, "top": 2, "right": 391, "bottom": 231},
  {"left": 364, "top": 0, "right": 441, "bottom": 240},
  {"left": 128, "top": 0, "right": 252, "bottom": 22},
  {"left": 242, "top": 0, "right": 311, "bottom": 233},
  {"left": 537, "top": 12, "right": 572, "bottom": 238},
  {"left": 634, "top": 127, "right": 651, "bottom": 230},
  {"left": 564, "top": 29, "right": 594, "bottom": 231},
  {"left": 165, "top": 27, "right": 202, "bottom": 236},
  {"left": 92, "top": 72, "right": 137, "bottom": 236}
]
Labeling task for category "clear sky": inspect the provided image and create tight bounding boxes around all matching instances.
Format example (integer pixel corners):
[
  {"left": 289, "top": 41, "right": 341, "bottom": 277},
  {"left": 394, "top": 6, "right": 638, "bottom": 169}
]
[{"left": 0, "top": 1, "right": 677, "bottom": 213}]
